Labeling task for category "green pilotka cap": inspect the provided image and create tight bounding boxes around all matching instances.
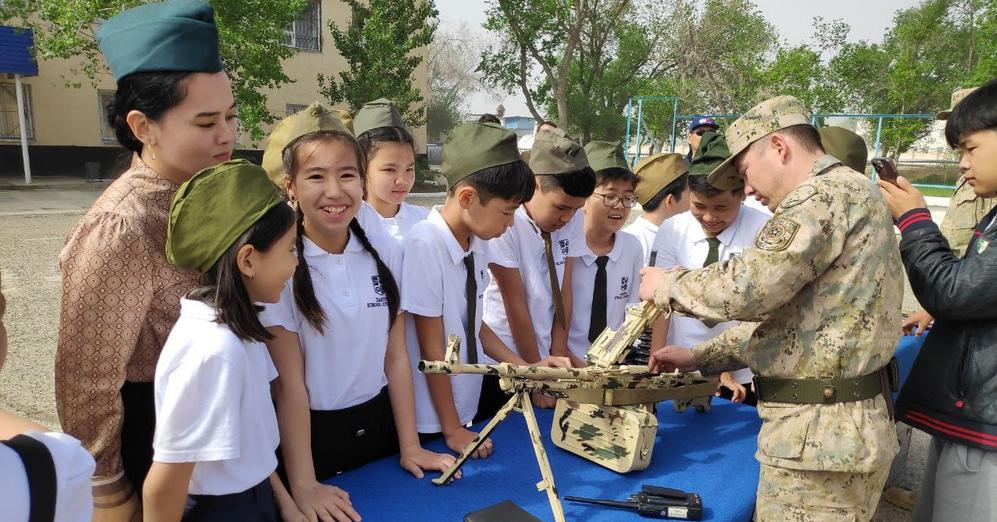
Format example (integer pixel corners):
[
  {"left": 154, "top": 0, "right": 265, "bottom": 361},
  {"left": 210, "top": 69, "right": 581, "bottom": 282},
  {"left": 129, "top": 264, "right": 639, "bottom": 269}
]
[
  {"left": 529, "top": 128, "right": 589, "bottom": 175},
  {"left": 262, "top": 102, "right": 354, "bottom": 185},
  {"left": 691, "top": 131, "right": 741, "bottom": 189},
  {"left": 167, "top": 159, "right": 284, "bottom": 273},
  {"left": 442, "top": 122, "right": 523, "bottom": 186},
  {"left": 583, "top": 141, "right": 631, "bottom": 173},
  {"left": 633, "top": 153, "right": 688, "bottom": 206},
  {"left": 97, "top": 0, "right": 223, "bottom": 82},
  {"left": 354, "top": 98, "right": 407, "bottom": 136},
  {"left": 819, "top": 127, "right": 868, "bottom": 174}
]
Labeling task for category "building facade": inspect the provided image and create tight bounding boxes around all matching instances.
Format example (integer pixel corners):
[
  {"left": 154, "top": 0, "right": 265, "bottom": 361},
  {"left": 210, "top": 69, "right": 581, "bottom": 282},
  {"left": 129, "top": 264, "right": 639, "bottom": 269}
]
[{"left": 0, "top": 0, "right": 428, "bottom": 178}]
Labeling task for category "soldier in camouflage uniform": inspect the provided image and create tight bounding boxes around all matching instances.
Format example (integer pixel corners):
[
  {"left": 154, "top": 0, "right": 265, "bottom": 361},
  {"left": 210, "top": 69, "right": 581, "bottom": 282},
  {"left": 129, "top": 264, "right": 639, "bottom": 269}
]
[{"left": 639, "top": 96, "right": 902, "bottom": 521}]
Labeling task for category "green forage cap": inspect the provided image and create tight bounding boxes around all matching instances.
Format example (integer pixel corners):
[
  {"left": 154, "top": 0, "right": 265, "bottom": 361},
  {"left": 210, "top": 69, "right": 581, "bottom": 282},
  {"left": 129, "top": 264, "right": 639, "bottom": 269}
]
[
  {"left": 262, "top": 102, "right": 354, "bottom": 185},
  {"left": 167, "top": 160, "right": 284, "bottom": 272},
  {"left": 529, "top": 128, "right": 589, "bottom": 175},
  {"left": 442, "top": 122, "right": 523, "bottom": 186},
  {"left": 818, "top": 127, "right": 868, "bottom": 173},
  {"left": 97, "top": 0, "right": 222, "bottom": 82},
  {"left": 354, "top": 98, "right": 407, "bottom": 136},
  {"left": 583, "top": 141, "right": 630, "bottom": 173},
  {"left": 708, "top": 95, "right": 811, "bottom": 190},
  {"left": 690, "top": 131, "right": 738, "bottom": 190},
  {"left": 633, "top": 153, "right": 688, "bottom": 205}
]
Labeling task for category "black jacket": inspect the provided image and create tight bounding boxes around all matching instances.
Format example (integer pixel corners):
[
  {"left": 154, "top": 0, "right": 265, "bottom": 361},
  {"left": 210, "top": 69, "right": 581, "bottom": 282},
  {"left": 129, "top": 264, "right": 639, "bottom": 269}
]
[{"left": 895, "top": 206, "right": 997, "bottom": 451}]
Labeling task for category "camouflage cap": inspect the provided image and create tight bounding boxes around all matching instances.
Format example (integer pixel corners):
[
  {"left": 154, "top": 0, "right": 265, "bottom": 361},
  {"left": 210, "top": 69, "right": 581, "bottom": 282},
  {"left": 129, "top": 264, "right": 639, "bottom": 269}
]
[
  {"left": 262, "top": 102, "right": 354, "bottom": 185},
  {"left": 707, "top": 95, "right": 812, "bottom": 190},
  {"left": 818, "top": 126, "right": 867, "bottom": 173},
  {"left": 529, "top": 128, "right": 589, "bottom": 175},
  {"left": 442, "top": 122, "right": 522, "bottom": 186},
  {"left": 937, "top": 87, "right": 978, "bottom": 120},
  {"left": 583, "top": 141, "right": 630, "bottom": 173},
  {"left": 354, "top": 98, "right": 406, "bottom": 136},
  {"left": 632, "top": 153, "right": 688, "bottom": 205},
  {"left": 167, "top": 159, "right": 283, "bottom": 273}
]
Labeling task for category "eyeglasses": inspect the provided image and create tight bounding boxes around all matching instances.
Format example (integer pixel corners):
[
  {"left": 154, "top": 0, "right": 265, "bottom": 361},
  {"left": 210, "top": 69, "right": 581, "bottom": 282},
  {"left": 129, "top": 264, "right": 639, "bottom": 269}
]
[{"left": 592, "top": 193, "right": 638, "bottom": 208}]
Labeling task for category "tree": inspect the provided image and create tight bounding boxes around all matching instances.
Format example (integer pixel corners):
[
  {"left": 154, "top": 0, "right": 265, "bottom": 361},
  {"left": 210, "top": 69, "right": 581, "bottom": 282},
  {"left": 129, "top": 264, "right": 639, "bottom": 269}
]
[
  {"left": 1, "top": 0, "right": 308, "bottom": 141},
  {"left": 319, "top": 0, "right": 437, "bottom": 128},
  {"left": 427, "top": 22, "right": 485, "bottom": 142}
]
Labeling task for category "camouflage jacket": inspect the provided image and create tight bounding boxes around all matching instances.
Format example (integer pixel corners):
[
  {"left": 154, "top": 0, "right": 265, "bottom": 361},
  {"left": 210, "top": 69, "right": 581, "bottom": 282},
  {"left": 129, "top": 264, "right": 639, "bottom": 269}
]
[
  {"left": 653, "top": 155, "right": 902, "bottom": 473},
  {"left": 939, "top": 176, "right": 997, "bottom": 257}
]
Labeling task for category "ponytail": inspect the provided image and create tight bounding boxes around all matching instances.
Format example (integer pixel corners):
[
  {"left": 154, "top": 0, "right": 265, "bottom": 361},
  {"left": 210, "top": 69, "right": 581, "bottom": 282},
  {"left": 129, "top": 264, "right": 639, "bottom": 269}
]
[
  {"left": 349, "top": 218, "right": 400, "bottom": 326},
  {"left": 292, "top": 206, "right": 327, "bottom": 333}
]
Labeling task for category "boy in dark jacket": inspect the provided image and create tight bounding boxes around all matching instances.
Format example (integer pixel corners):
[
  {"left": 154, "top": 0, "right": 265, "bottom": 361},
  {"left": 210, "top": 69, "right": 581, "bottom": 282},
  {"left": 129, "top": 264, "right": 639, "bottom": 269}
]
[{"left": 879, "top": 80, "right": 997, "bottom": 522}]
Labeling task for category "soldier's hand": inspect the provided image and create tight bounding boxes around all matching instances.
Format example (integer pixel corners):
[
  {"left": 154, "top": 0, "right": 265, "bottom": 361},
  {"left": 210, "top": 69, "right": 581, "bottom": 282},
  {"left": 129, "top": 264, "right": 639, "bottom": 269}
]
[
  {"left": 717, "top": 371, "right": 747, "bottom": 402},
  {"left": 638, "top": 266, "right": 668, "bottom": 302},
  {"left": 444, "top": 426, "right": 493, "bottom": 459},
  {"left": 902, "top": 310, "right": 934, "bottom": 336},
  {"left": 647, "top": 345, "right": 698, "bottom": 374},
  {"left": 399, "top": 445, "right": 460, "bottom": 479},
  {"left": 878, "top": 176, "right": 927, "bottom": 220},
  {"left": 533, "top": 356, "right": 573, "bottom": 369},
  {"left": 290, "top": 481, "right": 361, "bottom": 522},
  {"left": 531, "top": 390, "right": 557, "bottom": 409}
]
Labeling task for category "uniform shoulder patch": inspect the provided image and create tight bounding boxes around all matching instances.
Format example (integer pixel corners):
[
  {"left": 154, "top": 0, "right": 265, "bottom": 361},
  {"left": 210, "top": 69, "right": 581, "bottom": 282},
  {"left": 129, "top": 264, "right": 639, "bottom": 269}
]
[
  {"left": 779, "top": 184, "right": 818, "bottom": 209},
  {"left": 755, "top": 217, "right": 800, "bottom": 252}
]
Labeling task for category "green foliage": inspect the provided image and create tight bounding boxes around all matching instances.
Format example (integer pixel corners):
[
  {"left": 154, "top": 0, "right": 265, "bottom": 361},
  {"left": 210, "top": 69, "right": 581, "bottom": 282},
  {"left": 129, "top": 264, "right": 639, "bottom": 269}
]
[
  {"left": 319, "top": 0, "right": 438, "bottom": 128},
  {"left": 1, "top": 0, "right": 307, "bottom": 141}
]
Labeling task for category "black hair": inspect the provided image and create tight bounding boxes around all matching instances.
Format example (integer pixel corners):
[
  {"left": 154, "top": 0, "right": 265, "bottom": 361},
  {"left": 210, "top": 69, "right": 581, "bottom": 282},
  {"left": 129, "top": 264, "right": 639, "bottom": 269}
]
[
  {"left": 449, "top": 160, "right": 536, "bottom": 204},
  {"left": 536, "top": 167, "right": 597, "bottom": 198},
  {"left": 283, "top": 131, "right": 401, "bottom": 333},
  {"left": 945, "top": 80, "right": 997, "bottom": 149},
  {"left": 594, "top": 168, "right": 640, "bottom": 189},
  {"left": 356, "top": 126, "right": 416, "bottom": 160},
  {"left": 539, "top": 120, "right": 557, "bottom": 129},
  {"left": 777, "top": 124, "right": 824, "bottom": 154},
  {"left": 478, "top": 114, "right": 501, "bottom": 124},
  {"left": 188, "top": 201, "right": 297, "bottom": 343},
  {"left": 688, "top": 174, "right": 740, "bottom": 198},
  {"left": 642, "top": 173, "right": 689, "bottom": 212},
  {"left": 108, "top": 71, "right": 192, "bottom": 154}
]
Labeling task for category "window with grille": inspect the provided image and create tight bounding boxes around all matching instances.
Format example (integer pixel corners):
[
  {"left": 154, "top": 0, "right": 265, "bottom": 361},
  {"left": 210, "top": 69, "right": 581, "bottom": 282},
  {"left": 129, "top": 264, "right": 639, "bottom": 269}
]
[
  {"left": 284, "top": 0, "right": 321, "bottom": 52},
  {"left": 0, "top": 83, "right": 35, "bottom": 140},
  {"left": 97, "top": 90, "right": 118, "bottom": 143}
]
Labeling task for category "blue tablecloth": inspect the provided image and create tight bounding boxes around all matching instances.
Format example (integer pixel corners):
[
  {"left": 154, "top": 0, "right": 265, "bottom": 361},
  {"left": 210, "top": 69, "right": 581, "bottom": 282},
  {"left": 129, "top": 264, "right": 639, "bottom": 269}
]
[{"left": 326, "top": 400, "right": 761, "bottom": 521}]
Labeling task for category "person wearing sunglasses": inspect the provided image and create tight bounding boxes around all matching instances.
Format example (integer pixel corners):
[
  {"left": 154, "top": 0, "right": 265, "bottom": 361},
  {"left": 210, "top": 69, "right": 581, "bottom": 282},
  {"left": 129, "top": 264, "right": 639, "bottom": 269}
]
[
  {"left": 687, "top": 116, "right": 719, "bottom": 161},
  {"left": 565, "top": 141, "right": 645, "bottom": 364}
]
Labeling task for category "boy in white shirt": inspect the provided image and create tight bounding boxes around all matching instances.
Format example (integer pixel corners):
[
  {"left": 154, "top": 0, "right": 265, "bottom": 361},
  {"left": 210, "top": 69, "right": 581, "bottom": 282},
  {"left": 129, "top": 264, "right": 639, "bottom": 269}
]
[
  {"left": 651, "top": 132, "right": 770, "bottom": 405},
  {"left": 481, "top": 128, "right": 596, "bottom": 411},
  {"left": 567, "top": 142, "right": 644, "bottom": 364},
  {"left": 403, "top": 122, "right": 570, "bottom": 457},
  {"left": 624, "top": 153, "right": 691, "bottom": 265}
]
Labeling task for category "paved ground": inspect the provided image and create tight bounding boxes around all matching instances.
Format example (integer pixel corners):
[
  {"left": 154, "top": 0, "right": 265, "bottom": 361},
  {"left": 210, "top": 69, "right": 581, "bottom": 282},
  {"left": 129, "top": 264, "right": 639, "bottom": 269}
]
[{"left": 0, "top": 187, "right": 935, "bottom": 520}]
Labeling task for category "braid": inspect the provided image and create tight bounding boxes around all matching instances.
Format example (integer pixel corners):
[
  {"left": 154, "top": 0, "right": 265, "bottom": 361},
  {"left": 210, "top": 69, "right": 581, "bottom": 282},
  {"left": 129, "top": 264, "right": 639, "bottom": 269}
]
[
  {"left": 292, "top": 206, "right": 327, "bottom": 333},
  {"left": 349, "top": 218, "right": 400, "bottom": 326}
]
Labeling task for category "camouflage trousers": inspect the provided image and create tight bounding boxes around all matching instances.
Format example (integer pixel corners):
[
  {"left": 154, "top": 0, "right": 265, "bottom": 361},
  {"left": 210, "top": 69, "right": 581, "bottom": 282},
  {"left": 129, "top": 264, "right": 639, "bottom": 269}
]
[{"left": 755, "top": 463, "right": 889, "bottom": 521}]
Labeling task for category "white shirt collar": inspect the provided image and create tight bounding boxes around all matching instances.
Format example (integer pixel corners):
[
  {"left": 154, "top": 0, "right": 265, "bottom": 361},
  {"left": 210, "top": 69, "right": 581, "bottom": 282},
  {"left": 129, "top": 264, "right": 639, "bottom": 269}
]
[
  {"left": 180, "top": 297, "right": 219, "bottom": 321},
  {"left": 579, "top": 233, "right": 625, "bottom": 266},
  {"left": 302, "top": 231, "right": 363, "bottom": 258},
  {"left": 427, "top": 206, "right": 487, "bottom": 266},
  {"left": 688, "top": 205, "right": 746, "bottom": 246}
]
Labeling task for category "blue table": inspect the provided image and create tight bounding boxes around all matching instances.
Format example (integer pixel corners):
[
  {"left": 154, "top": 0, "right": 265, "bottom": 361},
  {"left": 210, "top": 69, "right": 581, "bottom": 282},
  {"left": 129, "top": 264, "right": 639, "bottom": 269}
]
[{"left": 327, "top": 400, "right": 761, "bottom": 521}]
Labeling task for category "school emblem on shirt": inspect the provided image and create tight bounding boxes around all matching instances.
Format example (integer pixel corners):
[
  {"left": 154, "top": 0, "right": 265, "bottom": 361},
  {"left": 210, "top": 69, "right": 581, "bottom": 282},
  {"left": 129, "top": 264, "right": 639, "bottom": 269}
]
[
  {"left": 371, "top": 276, "right": 385, "bottom": 296},
  {"left": 755, "top": 217, "right": 800, "bottom": 252},
  {"left": 620, "top": 277, "right": 629, "bottom": 292},
  {"left": 558, "top": 239, "right": 569, "bottom": 256}
]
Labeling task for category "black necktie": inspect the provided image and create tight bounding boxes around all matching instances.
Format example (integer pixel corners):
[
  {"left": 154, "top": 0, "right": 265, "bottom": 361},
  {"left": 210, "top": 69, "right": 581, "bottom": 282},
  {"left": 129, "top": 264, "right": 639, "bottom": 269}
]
[
  {"left": 588, "top": 255, "right": 609, "bottom": 343},
  {"left": 704, "top": 237, "right": 721, "bottom": 267},
  {"left": 463, "top": 254, "right": 478, "bottom": 364},
  {"left": 541, "top": 231, "right": 566, "bottom": 327}
]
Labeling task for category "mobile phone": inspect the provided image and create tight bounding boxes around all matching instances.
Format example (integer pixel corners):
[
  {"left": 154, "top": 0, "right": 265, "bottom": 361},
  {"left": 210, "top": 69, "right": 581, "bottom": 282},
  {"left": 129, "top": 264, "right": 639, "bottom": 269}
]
[{"left": 871, "top": 157, "right": 899, "bottom": 185}]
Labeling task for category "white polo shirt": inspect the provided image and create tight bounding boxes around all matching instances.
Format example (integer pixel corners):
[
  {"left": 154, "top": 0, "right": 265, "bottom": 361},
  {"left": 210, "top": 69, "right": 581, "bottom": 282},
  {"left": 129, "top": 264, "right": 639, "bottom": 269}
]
[
  {"left": 153, "top": 299, "right": 279, "bottom": 495},
  {"left": 567, "top": 232, "right": 643, "bottom": 361},
  {"left": 622, "top": 215, "right": 659, "bottom": 265},
  {"left": 358, "top": 201, "right": 428, "bottom": 242},
  {"left": 260, "top": 230, "right": 403, "bottom": 411},
  {"left": 482, "top": 207, "right": 584, "bottom": 360},
  {"left": 651, "top": 206, "right": 770, "bottom": 384},
  {"left": 0, "top": 431, "right": 94, "bottom": 522},
  {"left": 401, "top": 208, "right": 490, "bottom": 433}
]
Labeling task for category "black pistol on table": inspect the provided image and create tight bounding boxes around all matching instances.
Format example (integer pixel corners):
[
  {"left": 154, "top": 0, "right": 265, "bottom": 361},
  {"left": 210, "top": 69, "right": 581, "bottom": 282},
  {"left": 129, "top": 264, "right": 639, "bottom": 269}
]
[{"left": 566, "top": 484, "right": 703, "bottom": 520}]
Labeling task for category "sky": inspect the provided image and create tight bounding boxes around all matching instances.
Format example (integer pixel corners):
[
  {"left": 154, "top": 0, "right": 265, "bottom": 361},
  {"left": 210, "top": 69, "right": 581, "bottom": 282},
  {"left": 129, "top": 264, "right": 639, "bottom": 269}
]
[{"left": 434, "top": 0, "right": 920, "bottom": 116}]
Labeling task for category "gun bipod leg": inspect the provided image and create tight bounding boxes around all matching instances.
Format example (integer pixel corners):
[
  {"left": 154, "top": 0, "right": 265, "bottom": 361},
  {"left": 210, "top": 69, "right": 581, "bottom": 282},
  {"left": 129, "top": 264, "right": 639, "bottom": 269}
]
[
  {"left": 431, "top": 391, "right": 519, "bottom": 485},
  {"left": 518, "top": 392, "right": 566, "bottom": 522}
]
